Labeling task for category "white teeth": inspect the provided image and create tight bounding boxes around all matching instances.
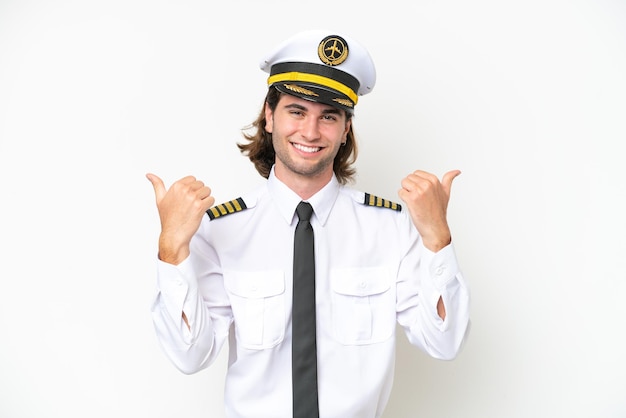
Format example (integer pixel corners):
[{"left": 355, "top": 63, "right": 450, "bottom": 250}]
[{"left": 293, "top": 143, "right": 321, "bottom": 153}]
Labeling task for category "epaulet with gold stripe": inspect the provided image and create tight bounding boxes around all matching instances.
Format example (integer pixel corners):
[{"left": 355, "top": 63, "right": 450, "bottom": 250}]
[
  {"left": 206, "top": 197, "right": 247, "bottom": 220},
  {"left": 363, "top": 193, "right": 402, "bottom": 211}
]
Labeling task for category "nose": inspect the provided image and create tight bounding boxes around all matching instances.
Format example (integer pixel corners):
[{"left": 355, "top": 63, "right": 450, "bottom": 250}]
[{"left": 300, "top": 116, "right": 321, "bottom": 141}]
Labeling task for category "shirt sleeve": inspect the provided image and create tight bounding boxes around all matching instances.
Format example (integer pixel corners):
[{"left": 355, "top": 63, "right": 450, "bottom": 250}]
[
  {"left": 396, "top": 219, "right": 471, "bottom": 360},
  {"left": 150, "top": 220, "right": 232, "bottom": 374}
]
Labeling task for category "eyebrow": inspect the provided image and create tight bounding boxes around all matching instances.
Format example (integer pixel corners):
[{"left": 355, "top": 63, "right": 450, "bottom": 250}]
[{"left": 284, "top": 103, "right": 342, "bottom": 115}]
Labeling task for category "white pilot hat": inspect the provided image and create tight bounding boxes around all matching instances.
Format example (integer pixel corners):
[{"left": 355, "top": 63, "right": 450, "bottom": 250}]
[{"left": 260, "top": 29, "right": 376, "bottom": 113}]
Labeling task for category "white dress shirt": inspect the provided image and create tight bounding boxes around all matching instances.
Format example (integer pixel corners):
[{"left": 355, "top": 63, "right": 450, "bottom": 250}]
[{"left": 151, "top": 168, "right": 471, "bottom": 418}]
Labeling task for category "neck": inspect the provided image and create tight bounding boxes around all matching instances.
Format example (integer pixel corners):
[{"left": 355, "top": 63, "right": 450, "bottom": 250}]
[{"left": 274, "top": 165, "right": 333, "bottom": 200}]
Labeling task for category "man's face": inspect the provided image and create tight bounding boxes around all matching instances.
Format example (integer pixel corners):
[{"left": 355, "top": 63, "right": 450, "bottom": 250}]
[{"left": 265, "top": 94, "right": 350, "bottom": 182}]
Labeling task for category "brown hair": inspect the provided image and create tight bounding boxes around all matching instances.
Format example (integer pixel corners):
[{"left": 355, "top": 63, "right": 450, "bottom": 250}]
[{"left": 237, "top": 87, "right": 358, "bottom": 184}]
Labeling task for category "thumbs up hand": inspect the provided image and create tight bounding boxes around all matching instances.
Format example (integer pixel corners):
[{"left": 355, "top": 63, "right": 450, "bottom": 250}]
[{"left": 146, "top": 173, "right": 215, "bottom": 265}]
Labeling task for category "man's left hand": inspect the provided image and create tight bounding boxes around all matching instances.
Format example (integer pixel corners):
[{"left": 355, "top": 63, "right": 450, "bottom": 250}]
[{"left": 398, "top": 169, "right": 461, "bottom": 252}]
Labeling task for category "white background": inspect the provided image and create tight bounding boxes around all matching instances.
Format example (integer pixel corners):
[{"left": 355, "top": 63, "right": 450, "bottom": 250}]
[{"left": 1, "top": 0, "right": 625, "bottom": 417}]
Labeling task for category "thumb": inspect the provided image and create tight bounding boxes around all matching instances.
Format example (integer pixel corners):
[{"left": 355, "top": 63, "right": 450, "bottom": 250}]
[
  {"left": 146, "top": 173, "right": 166, "bottom": 203},
  {"left": 442, "top": 170, "right": 461, "bottom": 196}
]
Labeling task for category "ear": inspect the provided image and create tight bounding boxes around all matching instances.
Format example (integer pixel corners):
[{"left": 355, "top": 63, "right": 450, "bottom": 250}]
[
  {"left": 343, "top": 118, "right": 351, "bottom": 139},
  {"left": 264, "top": 103, "right": 273, "bottom": 133}
]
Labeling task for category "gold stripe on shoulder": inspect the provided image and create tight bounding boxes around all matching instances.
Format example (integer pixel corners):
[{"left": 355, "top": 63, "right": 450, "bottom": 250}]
[
  {"left": 206, "top": 197, "right": 247, "bottom": 220},
  {"left": 363, "top": 193, "right": 402, "bottom": 212}
]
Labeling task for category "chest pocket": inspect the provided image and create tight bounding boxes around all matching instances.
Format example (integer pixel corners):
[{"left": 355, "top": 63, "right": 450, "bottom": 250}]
[
  {"left": 330, "top": 266, "right": 395, "bottom": 345},
  {"left": 224, "top": 270, "right": 286, "bottom": 350}
]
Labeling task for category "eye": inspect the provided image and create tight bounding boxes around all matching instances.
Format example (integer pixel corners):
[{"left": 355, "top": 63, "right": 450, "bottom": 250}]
[{"left": 321, "top": 114, "right": 338, "bottom": 122}]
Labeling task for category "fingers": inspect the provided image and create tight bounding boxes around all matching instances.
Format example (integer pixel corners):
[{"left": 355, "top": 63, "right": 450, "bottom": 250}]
[
  {"left": 146, "top": 173, "right": 215, "bottom": 208},
  {"left": 146, "top": 173, "right": 166, "bottom": 202},
  {"left": 396, "top": 187, "right": 411, "bottom": 205},
  {"left": 400, "top": 170, "right": 437, "bottom": 193},
  {"left": 401, "top": 170, "right": 461, "bottom": 192},
  {"left": 196, "top": 184, "right": 216, "bottom": 209},
  {"left": 179, "top": 177, "right": 214, "bottom": 207}
]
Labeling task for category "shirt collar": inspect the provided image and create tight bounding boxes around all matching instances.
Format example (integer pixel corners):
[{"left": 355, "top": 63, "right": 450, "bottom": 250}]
[{"left": 267, "top": 166, "right": 340, "bottom": 226}]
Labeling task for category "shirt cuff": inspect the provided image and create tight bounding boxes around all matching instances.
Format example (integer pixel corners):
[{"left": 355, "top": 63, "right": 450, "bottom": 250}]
[
  {"left": 156, "top": 256, "right": 198, "bottom": 324},
  {"left": 423, "top": 241, "right": 460, "bottom": 291}
]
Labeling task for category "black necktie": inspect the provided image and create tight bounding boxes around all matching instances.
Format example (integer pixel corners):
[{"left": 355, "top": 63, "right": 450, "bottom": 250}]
[{"left": 292, "top": 201, "right": 319, "bottom": 417}]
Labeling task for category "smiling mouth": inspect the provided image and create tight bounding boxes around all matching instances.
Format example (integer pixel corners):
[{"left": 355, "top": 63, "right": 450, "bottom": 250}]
[{"left": 292, "top": 143, "right": 322, "bottom": 153}]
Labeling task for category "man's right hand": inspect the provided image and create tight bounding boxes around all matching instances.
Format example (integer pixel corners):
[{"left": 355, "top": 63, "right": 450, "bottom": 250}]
[{"left": 146, "top": 173, "right": 215, "bottom": 265}]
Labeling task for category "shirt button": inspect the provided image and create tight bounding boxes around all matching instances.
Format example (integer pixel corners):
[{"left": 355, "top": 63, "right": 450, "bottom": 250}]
[
  {"left": 435, "top": 266, "right": 445, "bottom": 276},
  {"left": 360, "top": 281, "right": 367, "bottom": 289}
]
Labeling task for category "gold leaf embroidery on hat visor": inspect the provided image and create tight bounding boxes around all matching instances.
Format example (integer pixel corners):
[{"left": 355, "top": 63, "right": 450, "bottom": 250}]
[
  {"left": 267, "top": 72, "right": 358, "bottom": 104},
  {"left": 332, "top": 98, "right": 354, "bottom": 108},
  {"left": 283, "top": 84, "right": 318, "bottom": 97}
]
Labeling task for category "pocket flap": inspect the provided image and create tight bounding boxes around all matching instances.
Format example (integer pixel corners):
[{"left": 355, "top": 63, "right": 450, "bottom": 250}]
[
  {"left": 224, "top": 270, "right": 285, "bottom": 298},
  {"left": 331, "top": 266, "right": 391, "bottom": 297}
]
